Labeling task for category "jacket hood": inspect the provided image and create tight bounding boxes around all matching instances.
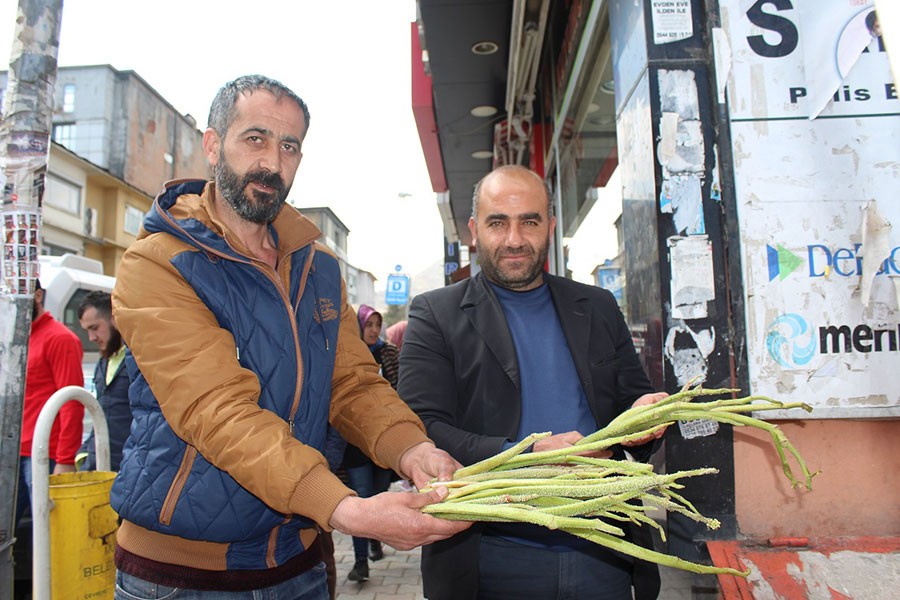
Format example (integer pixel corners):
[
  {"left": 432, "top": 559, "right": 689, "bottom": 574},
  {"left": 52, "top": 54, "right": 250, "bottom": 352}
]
[{"left": 142, "top": 179, "right": 322, "bottom": 261}]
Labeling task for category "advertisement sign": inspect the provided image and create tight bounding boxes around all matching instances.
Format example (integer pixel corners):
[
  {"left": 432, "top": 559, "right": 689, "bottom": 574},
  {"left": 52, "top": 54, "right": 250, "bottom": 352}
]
[
  {"left": 444, "top": 239, "right": 460, "bottom": 285},
  {"left": 385, "top": 274, "right": 410, "bottom": 306},
  {"left": 595, "top": 265, "right": 624, "bottom": 304},
  {"left": 721, "top": 0, "right": 899, "bottom": 417},
  {"left": 722, "top": 0, "right": 896, "bottom": 120}
]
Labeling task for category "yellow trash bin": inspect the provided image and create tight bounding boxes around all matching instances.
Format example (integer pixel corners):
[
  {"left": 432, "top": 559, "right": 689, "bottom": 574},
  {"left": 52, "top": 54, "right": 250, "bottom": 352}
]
[{"left": 48, "top": 471, "right": 118, "bottom": 600}]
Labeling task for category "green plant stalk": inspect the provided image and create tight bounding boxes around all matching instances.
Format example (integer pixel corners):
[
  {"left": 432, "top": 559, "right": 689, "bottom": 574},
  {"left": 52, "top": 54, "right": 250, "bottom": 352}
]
[
  {"left": 421, "top": 509, "right": 748, "bottom": 577},
  {"left": 452, "top": 432, "right": 550, "bottom": 479},
  {"left": 643, "top": 494, "right": 721, "bottom": 529},
  {"left": 579, "top": 397, "right": 810, "bottom": 446},
  {"left": 497, "top": 427, "right": 668, "bottom": 470},
  {"left": 424, "top": 385, "right": 814, "bottom": 579},
  {"left": 569, "top": 528, "right": 750, "bottom": 577},
  {"left": 655, "top": 408, "right": 816, "bottom": 489},
  {"left": 445, "top": 471, "right": 707, "bottom": 504},
  {"left": 422, "top": 502, "right": 626, "bottom": 536},
  {"left": 488, "top": 397, "right": 817, "bottom": 490},
  {"left": 442, "top": 476, "right": 647, "bottom": 502},
  {"left": 540, "top": 488, "right": 649, "bottom": 517}
]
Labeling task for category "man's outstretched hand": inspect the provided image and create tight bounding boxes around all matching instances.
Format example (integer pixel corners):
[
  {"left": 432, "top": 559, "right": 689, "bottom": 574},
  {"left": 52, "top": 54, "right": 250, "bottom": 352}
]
[{"left": 329, "top": 486, "right": 471, "bottom": 551}]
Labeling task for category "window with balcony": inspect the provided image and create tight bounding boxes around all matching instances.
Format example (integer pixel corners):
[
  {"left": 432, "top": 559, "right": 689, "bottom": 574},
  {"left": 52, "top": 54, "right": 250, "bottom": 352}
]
[
  {"left": 124, "top": 205, "right": 144, "bottom": 236},
  {"left": 45, "top": 173, "right": 81, "bottom": 215}
]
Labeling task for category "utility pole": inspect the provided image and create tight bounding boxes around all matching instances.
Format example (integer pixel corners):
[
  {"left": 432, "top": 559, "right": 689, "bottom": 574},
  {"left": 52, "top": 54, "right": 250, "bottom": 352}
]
[{"left": 0, "top": 1, "right": 64, "bottom": 596}]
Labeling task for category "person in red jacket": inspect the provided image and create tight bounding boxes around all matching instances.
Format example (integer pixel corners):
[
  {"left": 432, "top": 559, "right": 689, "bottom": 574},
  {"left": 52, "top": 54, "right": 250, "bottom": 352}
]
[{"left": 16, "top": 279, "right": 85, "bottom": 528}]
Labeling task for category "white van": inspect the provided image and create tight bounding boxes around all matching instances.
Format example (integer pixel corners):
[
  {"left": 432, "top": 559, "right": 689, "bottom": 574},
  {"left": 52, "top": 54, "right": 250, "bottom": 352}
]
[{"left": 37, "top": 253, "right": 116, "bottom": 392}]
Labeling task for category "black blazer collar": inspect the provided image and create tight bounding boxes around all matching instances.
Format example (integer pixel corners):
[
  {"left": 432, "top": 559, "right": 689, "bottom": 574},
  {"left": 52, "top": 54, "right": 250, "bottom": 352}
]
[{"left": 460, "top": 273, "right": 520, "bottom": 390}]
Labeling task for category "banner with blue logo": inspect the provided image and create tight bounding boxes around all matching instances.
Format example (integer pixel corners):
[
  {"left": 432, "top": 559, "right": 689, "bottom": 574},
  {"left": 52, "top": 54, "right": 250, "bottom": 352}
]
[
  {"left": 385, "top": 274, "right": 410, "bottom": 305},
  {"left": 722, "top": 0, "right": 899, "bottom": 417}
]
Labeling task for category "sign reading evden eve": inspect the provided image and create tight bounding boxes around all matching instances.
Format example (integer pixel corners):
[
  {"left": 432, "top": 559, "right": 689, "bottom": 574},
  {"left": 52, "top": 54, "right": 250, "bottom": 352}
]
[{"left": 720, "top": 0, "right": 899, "bottom": 418}]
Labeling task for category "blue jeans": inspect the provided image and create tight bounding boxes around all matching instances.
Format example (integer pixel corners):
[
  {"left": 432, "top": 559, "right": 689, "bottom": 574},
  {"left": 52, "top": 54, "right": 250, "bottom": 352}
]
[
  {"left": 477, "top": 535, "right": 632, "bottom": 600},
  {"left": 15, "top": 456, "right": 55, "bottom": 529},
  {"left": 114, "top": 563, "right": 329, "bottom": 600},
  {"left": 345, "top": 461, "right": 392, "bottom": 562}
]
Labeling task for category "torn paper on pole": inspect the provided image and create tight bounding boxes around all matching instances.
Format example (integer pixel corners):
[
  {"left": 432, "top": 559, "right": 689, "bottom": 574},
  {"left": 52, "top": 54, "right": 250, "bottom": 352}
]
[
  {"left": 858, "top": 199, "right": 892, "bottom": 307},
  {"left": 668, "top": 235, "right": 715, "bottom": 319}
]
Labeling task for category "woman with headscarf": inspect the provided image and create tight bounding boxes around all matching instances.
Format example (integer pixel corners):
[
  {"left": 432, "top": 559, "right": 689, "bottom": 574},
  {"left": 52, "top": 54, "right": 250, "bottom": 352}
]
[{"left": 343, "top": 304, "right": 400, "bottom": 582}]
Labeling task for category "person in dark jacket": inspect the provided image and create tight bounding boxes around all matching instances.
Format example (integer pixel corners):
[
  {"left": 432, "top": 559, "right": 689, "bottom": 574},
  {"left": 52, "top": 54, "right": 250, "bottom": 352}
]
[
  {"left": 77, "top": 290, "right": 132, "bottom": 471},
  {"left": 343, "top": 305, "right": 399, "bottom": 582},
  {"left": 398, "top": 165, "right": 668, "bottom": 600}
]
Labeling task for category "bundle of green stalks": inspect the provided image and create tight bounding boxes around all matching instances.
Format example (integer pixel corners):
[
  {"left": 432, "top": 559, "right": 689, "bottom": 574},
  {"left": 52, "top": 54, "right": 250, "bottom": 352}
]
[{"left": 421, "top": 383, "right": 819, "bottom": 577}]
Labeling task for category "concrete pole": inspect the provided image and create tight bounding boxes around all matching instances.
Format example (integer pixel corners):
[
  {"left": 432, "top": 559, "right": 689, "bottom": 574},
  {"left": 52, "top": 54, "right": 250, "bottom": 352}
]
[{"left": 0, "top": 1, "right": 64, "bottom": 597}]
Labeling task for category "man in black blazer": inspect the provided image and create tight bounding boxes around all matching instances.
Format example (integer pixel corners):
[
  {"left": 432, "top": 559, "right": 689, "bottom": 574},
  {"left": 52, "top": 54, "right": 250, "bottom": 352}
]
[{"left": 398, "top": 165, "right": 666, "bottom": 600}]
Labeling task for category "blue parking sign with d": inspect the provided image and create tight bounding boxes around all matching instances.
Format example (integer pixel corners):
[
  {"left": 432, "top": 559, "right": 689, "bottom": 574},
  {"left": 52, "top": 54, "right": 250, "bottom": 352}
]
[{"left": 385, "top": 274, "right": 410, "bottom": 305}]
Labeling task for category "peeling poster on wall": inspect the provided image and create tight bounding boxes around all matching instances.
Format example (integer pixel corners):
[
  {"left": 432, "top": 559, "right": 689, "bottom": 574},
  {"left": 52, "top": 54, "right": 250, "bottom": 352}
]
[
  {"left": 1, "top": 209, "right": 41, "bottom": 297},
  {"left": 651, "top": 0, "right": 693, "bottom": 45},
  {"left": 668, "top": 235, "right": 715, "bottom": 320}
]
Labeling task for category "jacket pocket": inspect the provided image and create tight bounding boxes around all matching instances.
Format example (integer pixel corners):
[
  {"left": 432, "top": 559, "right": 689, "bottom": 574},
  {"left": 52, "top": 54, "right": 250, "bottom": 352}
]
[
  {"left": 159, "top": 446, "right": 197, "bottom": 526},
  {"left": 589, "top": 355, "right": 620, "bottom": 402},
  {"left": 591, "top": 354, "right": 620, "bottom": 369}
]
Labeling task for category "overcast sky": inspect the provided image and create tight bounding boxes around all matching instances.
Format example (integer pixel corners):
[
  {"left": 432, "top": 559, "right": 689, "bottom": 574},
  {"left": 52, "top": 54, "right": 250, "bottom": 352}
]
[{"left": 0, "top": 0, "right": 445, "bottom": 284}]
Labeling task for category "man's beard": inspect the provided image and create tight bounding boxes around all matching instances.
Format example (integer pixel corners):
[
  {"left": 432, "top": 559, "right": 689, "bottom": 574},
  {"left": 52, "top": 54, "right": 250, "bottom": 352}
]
[
  {"left": 215, "top": 155, "right": 289, "bottom": 224},
  {"left": 476, "top": 239, "right": 549, "bottom": 290},
  {"left": 101, "top": 327, "right": 123, "bottom": 360}
]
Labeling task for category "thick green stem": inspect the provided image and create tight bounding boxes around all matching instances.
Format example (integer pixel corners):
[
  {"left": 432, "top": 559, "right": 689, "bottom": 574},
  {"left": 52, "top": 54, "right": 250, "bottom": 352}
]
[
  {"left": 422, "top": 502, "right": 626, "bottom": 536},
  {"left": 452, "top": 432, "right": 551, "bottom": 479},
  {"left": 568, "top": 529, "right": 750, "bottom": 577}
]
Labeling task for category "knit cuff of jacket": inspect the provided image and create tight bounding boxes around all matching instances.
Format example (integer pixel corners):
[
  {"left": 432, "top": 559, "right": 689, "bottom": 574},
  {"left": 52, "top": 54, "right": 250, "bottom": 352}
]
[
  {"left": 289, "top": 463, "right": 355, "bottom": 531},
  {"left": 374, "top": 421, "right": 430, "bottom": 476}
]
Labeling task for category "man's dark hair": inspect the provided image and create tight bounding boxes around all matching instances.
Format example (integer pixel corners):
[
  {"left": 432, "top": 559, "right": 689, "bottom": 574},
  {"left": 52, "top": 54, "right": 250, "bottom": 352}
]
[
  {"left": 78, "top": 290, "right": 112, "bottom": 320},
  {"left": 207, "top": 75, "right": 310, "bottom": 138}
]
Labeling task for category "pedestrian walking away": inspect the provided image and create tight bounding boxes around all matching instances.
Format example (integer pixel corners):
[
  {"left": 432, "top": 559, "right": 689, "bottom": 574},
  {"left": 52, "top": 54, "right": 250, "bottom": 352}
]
[
  {"left": 108, "top": 74, "right": 469, "bottom": 600},
  {"left": 398, "top": 164, "right": 668, "bottom": 600}
]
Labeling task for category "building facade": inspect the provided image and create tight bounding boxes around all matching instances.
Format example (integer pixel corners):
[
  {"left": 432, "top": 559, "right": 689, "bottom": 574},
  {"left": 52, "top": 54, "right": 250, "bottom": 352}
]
[
  {"left": 41, "top": 141, "right": 152, "bottom": 277},
  {"left": 1, "top": 64, "right": 208, "bottom": 198}
]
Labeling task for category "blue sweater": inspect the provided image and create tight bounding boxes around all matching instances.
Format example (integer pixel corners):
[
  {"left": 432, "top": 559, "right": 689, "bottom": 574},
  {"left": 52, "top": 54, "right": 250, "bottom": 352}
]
[
  {"left": 490, "top": 281, "right": 597, "bottom": 551},
  {"left": 491, "top": 282, "right": 595, "bottom": 444}
]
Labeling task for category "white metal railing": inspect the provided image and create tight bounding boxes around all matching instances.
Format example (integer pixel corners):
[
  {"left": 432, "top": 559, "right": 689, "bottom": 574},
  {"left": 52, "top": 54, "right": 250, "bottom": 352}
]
[{"left": 30, "top": 386, "right": 110, "bottom": 600}]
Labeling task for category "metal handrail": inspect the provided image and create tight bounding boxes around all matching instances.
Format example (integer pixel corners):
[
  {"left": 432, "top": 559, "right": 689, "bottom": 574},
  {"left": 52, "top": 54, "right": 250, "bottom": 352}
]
[{"left": 30, "top": 386, "right": 110, "bottom": 600}]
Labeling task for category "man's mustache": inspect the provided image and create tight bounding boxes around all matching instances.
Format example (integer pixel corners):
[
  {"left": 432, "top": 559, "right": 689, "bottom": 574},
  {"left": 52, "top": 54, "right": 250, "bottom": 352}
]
[
  {"left": 244, "top": 170, "right": 285, "bottom": 194},
  {"left": 497, "top": 246, "right": 534, "bottom": 258}
]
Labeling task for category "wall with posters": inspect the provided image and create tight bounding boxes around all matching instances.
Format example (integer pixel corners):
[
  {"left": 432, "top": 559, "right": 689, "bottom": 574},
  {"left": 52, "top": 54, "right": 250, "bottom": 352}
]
[{"left": 721, "top": 0, "right": 899, "bottom": 418}]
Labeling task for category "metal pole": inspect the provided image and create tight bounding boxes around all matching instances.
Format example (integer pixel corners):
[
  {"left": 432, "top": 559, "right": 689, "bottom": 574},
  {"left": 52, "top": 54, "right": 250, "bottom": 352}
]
[
  {"left": 31, "top": 386, "right": 107, "bottom": 600},
  {"left": 0, "top": 1, "right": 65, "bottom": 597}
]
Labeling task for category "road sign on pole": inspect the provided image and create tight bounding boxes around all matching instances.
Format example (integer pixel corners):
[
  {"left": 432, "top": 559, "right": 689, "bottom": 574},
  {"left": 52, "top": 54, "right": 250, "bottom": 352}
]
[{"left": 385, "top": 274, "right": 410, "bottom": 305}]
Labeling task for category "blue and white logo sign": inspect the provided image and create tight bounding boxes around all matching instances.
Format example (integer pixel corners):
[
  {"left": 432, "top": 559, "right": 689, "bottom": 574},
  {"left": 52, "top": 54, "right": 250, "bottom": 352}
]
[
  {"left": 385, "top": 274, "right": 410, "bottom": 305},
  {"left": 765, "top": 313, "right": 816, "bottom": 368}
]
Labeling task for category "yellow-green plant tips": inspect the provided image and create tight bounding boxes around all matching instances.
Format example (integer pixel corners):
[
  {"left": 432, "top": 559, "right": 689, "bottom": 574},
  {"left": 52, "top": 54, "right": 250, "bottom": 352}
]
[{"left": 422, "top": 382, "right": 818, "bottom": 578}]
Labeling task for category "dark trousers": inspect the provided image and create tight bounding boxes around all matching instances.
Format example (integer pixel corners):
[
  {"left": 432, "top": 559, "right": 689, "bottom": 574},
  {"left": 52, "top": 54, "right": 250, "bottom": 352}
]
[
  {"left": 319, "top": 531, "right": 336, "bottom": 600},
  {"left": 345, "top": 462, "right": 393, "bottom": 562},
  {"left": 477, "top": 535, "right": 632, "bottom": 600}
]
